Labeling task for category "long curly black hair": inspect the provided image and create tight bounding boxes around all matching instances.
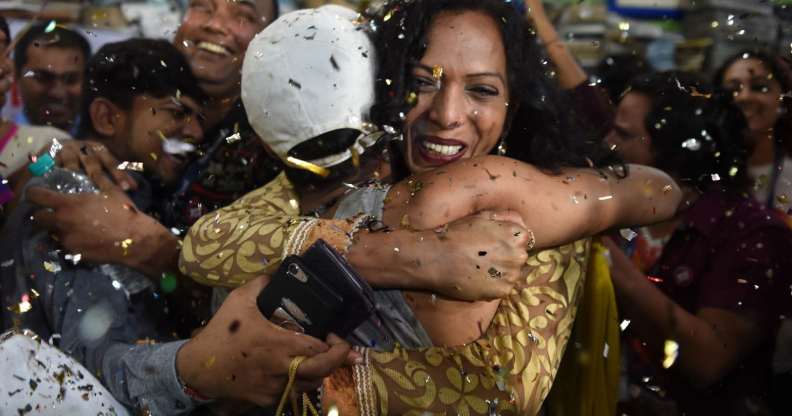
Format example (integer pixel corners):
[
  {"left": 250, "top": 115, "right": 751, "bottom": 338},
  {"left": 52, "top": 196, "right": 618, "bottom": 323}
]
[{"left": 368, "top": 0, "right": 622, "bottom": 178}]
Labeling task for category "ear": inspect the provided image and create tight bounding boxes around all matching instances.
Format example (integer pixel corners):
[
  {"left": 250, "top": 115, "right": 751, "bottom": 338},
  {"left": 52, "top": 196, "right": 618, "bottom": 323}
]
[{"left": 88, "top": 97, "right": 127, "bottom": 137}]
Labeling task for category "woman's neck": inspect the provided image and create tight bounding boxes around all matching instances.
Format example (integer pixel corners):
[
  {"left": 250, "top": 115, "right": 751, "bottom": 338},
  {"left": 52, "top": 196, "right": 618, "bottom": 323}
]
[{"left": 747, "top": 129, "right": 776, "bottom": 167}]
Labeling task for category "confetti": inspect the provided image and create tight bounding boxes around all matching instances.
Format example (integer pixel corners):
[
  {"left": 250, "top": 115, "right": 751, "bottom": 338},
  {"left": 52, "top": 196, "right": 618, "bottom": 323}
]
[
  {"left": 117, "top": 161, "right": 144, "bottom": 172},
  {"left": 603, "top": 342, "right": 609, "bottom": 358},
  {"left": 662, "top": 185, "right": 673, "bottom": 193},
  {"left": 406, "top": 91, "right": 417, "bottom": 105},
  {"left": 65, "top": 253, "right": 82, "bottom": 265},
  {"left": 285, "top": 156, "right": 329, "bottom": 177},
  {"left": 43, "top": 261, "right": 61, "bottom": 273},
  {"left": 44, "top": 20, "right": 57, "bottom": 33},
  {"left": 662, "top": 340, "right": 679, "bottom": 369},
  {"left": 488, "top": 267, "right": 502, "bottom": 279},
  {"left": 711, "top": 173, "right": 721, "bottom": 182},
  {"left": 619, "top": 228, "right": 638, "bottom": 241},
  {"left": 620, "top": 319, "right": 631, "bottom": 331},
  {"left": 49, "top": 138, "right": 64, "bottom": 158},
  {"left": 432, "top": 65, "right": 443, "bottom": 80},
  {"left": 681, "top": 138, "right": 701, "bottom": 151},
  {"left": 121, "top": 238, "right": 133, "bottom": 256},
  {"left": 598, "top": 195, "right": 613, "bottom": 201},
  {"left": 225, "top": 132, "right": 242, "bottom": 144},
  {"left": 400, "top": 214, "right": 411, "bottom": 228}
]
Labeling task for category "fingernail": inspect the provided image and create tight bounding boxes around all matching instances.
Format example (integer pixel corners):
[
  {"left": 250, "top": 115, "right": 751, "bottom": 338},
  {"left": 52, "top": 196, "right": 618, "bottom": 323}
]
[{"left": 120, "top": 182, "right": 130, "bottom": 191}]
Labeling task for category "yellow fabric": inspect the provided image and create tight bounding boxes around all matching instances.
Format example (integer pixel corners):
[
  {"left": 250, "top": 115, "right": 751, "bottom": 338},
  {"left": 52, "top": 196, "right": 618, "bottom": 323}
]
[
  {"left": 347, "top": 241, "right": 591, "bottom": 416},
  {"left": 546, "top": 240, "right": 621, "bottom": 416},
  {"left": 182, "top": 176, "right": 590, "bottom": 414}
]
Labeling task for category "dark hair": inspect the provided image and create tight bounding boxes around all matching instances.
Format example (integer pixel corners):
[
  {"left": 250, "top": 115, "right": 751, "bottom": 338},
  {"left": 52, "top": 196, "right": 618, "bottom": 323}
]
[
  {"left": 714, "top": 48, "right": 792, "bottom": 155},
  {"left": 595, "top": 53, "right": 653, "bottom": 102},
  {"left": 77, "top": 38, "right": 207, "bottom": 137},
  {"left": 0, "top": 16, "right": 9, "bottom": 43},
  {"left": 369, "top": 0, "right": 622, "bottom": 178},
  {"left": 13, "top": 22, "right": 91, "bottom": 75},
  {"left": 629, "top": 71, "right": 750, "bottom": 191}
]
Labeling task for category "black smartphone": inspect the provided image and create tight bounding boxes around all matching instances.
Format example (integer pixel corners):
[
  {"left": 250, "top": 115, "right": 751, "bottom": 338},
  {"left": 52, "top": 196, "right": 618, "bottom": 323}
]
[{"left": 256, "top": 240, "right": 375, "bottom": 339}]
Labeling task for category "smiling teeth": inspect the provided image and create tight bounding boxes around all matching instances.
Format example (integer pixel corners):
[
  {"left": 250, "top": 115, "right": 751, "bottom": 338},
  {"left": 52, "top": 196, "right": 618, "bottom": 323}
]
[
  {"left": 197, "top": 42, "right": 230, "bottom": 55},
  {"left": 424, "top": 141, "right": 462, "bottom": 156}
]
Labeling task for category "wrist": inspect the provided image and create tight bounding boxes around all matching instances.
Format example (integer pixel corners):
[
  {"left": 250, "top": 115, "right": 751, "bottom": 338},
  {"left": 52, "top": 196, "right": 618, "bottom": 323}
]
[
  {"left": 131, "top": 217, "right": 180, "bottom": 278},
  {"left": 176, "top": 340, "right": 215, "bottom": 400}
]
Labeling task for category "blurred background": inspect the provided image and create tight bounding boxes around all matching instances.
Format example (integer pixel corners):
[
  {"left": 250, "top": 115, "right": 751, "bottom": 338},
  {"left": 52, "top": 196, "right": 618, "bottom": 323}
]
[{"left": 1, "top": 0, "right": 790, "bottom": 117}]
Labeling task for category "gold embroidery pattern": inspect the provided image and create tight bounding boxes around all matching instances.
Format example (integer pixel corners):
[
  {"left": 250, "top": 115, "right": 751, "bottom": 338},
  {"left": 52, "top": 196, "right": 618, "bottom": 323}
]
[
  {"left": 180, "top": 173, "right": 373, "bottom": 287},
  {"left": 180, "top": 175, "right": 589, "bottom": 415},
  {"left": 357, "top": 241, "right": 589, "bottom": 415}
]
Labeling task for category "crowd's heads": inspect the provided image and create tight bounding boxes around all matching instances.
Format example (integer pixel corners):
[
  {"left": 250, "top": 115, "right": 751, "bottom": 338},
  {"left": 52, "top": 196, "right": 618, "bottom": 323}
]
[
  {"left": 611, "top": 71, "right": 749, "bottom": 191},
  {"left": 370, "top": 0, "right": 621, "bottom": 176},
  {"left": 595, "top": 53, "right": 653, "bottom": 103},
  {"left": 14, "top": 23, "right": 90, "bottom": 131},
  {"left": 174, "top": 0, "right": 278, "bottom": 100},
  {"left": 78, "top": 38, "right": 206, "bottom": 186},
  {"left": 714, "top": 49, "right": 792, "bottom": 144},
  {"left": 242, "top": 5, "right": 381, "bottom": 189}
]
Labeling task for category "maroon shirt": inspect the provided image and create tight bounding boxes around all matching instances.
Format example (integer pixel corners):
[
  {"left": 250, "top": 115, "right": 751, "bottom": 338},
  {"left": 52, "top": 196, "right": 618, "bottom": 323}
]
[{"left": 642, "top": 187, "right": 792, "bottom": 414}]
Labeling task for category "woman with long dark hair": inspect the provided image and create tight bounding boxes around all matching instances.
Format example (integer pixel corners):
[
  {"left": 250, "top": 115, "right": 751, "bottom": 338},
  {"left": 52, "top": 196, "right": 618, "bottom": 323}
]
[
  {"left": 715, "top": 50, "right": 792, "bottom": 212},
  {"left": 182, "top": 2, "right": 680, "bottom": 414}
]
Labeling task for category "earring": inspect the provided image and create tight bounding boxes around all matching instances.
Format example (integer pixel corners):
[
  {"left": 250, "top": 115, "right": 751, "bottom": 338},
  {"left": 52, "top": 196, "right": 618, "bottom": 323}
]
[{"left": 496, "top": 137, "right": 507, "bottom": 155}]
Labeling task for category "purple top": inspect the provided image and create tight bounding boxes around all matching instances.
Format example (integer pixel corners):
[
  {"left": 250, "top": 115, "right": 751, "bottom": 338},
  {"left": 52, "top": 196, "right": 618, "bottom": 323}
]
[{"left": 646, "top": 187, "right": 792, "bottom": 414}]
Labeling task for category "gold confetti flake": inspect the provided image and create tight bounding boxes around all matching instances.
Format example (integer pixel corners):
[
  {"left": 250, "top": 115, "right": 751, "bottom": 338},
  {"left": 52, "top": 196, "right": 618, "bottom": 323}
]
[
  {"left": 662, "top": 340, "right": 679, "bottom": 369},
  {"left": 400, "top": 214, "right": 411, "bottom": 228},
  {"left": 117, "top": 161, "right": 144, "bottom": 172},
  {"left": 406, "top": 91, "right": 417, "bottom": 105},
  {"left": 121, "top": 238, "right": 134, "bottom": 256},
  {"left": 43, "top": 261, "right": 61, "bottom": 273},
  {"left": 432, "top": 65, "right": 444, "bottom": 80}
]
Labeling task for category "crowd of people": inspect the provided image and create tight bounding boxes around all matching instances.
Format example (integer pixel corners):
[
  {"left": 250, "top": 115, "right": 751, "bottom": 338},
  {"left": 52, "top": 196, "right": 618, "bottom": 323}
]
[{"left": 0, "top": 0, "right": 790, "bottom": 415}]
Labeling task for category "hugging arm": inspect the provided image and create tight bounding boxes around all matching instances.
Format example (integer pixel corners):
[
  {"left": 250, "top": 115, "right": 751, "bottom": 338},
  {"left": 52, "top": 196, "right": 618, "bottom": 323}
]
[{"left": 384, "top": 155, "right": 681, "bottom": 248}]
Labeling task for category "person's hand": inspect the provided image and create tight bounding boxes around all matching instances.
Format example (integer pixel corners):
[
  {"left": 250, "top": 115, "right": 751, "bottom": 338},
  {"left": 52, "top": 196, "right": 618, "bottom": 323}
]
[
  {"left": 419, "top": 215, "right": 531, "bottom": 301},
  {"left": 44, "top": 140, "right": 138, "bottom": 191},
  {"left": 176, "top": 276, "right": 353, "bottom": 407},
  {"left": 27, "top": 171, "right": 168, "bottom": 271}
]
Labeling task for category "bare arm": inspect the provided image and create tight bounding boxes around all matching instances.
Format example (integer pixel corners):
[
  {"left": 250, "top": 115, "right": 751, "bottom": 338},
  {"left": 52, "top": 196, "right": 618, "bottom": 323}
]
[
  {"left": 603, "top": 237, "right": 766, "bottom": 388},
  {"left": 180, "top": 173, "right": 526, "bottom": 300},
  {"left": 384, "top": 155, "right": 681, "bottom": 249},
  {"left": 526, "top": 0, "right": 588, "bottom": 89}
]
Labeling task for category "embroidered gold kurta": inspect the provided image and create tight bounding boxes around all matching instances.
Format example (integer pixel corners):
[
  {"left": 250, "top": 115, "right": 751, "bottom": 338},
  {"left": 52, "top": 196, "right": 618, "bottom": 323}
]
[{"left": 179, "top": 173, "right": 589, "bottom": 414}]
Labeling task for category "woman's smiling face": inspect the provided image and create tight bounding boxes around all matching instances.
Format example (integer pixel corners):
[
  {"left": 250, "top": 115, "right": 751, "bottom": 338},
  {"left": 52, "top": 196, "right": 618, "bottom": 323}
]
[{"left": 403, "top": 10, "right": 510, "bottom": 174}]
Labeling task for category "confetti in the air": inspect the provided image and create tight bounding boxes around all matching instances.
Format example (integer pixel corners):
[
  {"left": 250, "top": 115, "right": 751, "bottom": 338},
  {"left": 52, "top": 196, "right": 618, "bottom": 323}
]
[{"left": 662, "top": 340, "right": 679, "bottom": 369}]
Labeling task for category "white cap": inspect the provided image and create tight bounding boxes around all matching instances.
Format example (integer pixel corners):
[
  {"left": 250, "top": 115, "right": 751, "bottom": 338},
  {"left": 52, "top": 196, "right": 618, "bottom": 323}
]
[{"left": 241, "top": 5, "right": 376, "bottom": 166}]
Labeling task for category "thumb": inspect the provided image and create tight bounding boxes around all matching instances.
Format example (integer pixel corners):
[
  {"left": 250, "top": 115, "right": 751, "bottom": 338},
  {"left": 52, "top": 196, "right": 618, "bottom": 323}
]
[{"left": 295, "top": 334, "right": 350, "bottom": 380}]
